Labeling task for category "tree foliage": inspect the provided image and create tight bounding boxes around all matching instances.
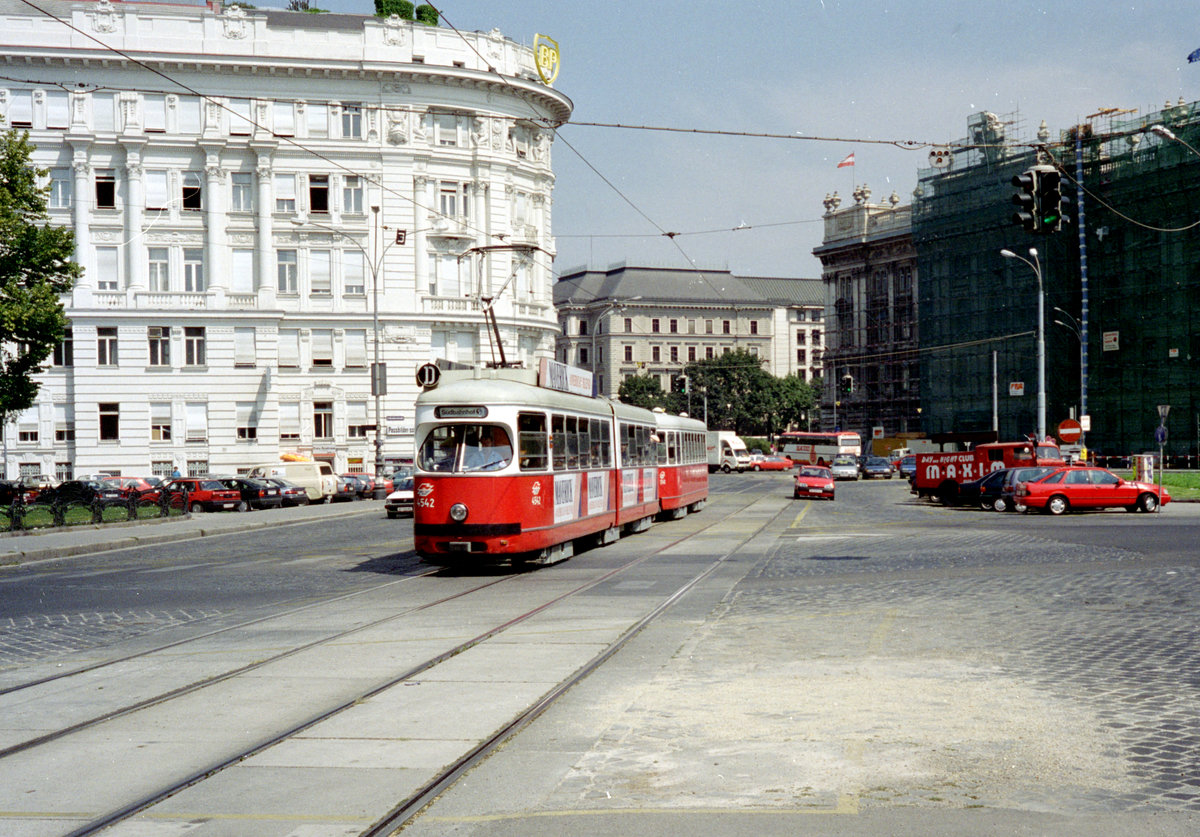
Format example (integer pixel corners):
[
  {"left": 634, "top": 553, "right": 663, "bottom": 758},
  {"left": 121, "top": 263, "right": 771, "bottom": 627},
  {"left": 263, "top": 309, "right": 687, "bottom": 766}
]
[
  {"left": 0, "top": 130, "right": 79, "bottom": 423},
  {"left": 617, "top": 349, "right": 819, "bottom": 437},
  {"left": 617, "top": 373, "right": 665, "bottom": 410}
]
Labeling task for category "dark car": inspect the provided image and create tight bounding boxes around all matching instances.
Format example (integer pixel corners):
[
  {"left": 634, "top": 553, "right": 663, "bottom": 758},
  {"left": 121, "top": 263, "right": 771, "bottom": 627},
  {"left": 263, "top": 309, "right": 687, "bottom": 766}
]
[
  {"left": 331, "top": 475, "right": 362, "bottom": 502},
  {"left": 214, "top": 477, "right": 284, "bottom": 511},
  {"left": 32, "top": 479, "right": 124, "bottom": 508},
  {"left": 160, "top": 478, "right": 242, "bottom": 513},
  {"left": 859, "top": 456, "right": 895, "bottom": 479},
  {"left": 897, "top": 455, "right": 917, "bottom": 480},
  {"left": 997, "top": 466, "right": 1059, "bottom": 512},
  {"left": 264, "top": 478, "right": 310, "bottom": 507},
  {"left": 339, "top": 474, "right": 374, "bottom": 499},
  {"left": 957, "top": 468, "right": 1012, "bottom": 510}
]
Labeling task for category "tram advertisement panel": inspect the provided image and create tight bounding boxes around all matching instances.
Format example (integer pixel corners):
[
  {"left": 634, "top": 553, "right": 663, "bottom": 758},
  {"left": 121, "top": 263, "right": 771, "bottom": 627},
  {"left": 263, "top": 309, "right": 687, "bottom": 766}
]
[
  {"left": 587, "top": 470, "right": 610, "bottom": 516},
  {"left": 554, "top": 473, "right": 578, "bottom": 523},
  {"left": 619, "top": 467, "right": 658, "bottom": 508}
]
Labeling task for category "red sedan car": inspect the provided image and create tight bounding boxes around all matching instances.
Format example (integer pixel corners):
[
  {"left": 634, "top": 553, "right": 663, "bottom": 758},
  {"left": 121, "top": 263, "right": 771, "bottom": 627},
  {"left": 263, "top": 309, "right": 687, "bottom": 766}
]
[
  {"left": 1015, "top": 466, "right": 1170, "bottom": 515},
  {"left": 793, "top": 466, "right": 836, "bottom": 500},
  {"left": 752, "top": 455, "right": 794, "bottom": 472}
]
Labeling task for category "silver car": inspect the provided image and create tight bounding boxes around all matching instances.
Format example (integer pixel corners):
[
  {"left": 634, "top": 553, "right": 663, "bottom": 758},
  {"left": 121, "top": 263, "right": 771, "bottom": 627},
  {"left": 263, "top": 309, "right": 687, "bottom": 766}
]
[{"left": 830, "top": 454, "right": 860, "bottom": 480}]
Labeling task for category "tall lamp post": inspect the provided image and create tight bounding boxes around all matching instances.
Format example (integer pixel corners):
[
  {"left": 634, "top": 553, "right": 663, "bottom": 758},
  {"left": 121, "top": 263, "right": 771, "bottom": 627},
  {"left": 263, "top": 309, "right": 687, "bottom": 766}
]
[
  {"left": 1000, "top": 247, "right": 1046, "bottom": 441},
  {"left": 292, "top": 206, "right": 393, "bottom": 499},
  {"left": 590, "top": 296, "right": 641, "bottom": 395},
  {"left": 1053, "top": 305, "right": 1086, "bottom": 445}
]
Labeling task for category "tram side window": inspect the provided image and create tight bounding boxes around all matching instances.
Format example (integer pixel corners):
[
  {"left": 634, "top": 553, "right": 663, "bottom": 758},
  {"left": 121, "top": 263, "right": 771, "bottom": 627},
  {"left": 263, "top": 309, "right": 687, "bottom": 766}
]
[
  {"left": 590, "top": 418, "right": 610, "bottom": 468},
  {"left": 518, "top": 412, "right": 547, "bottom": 471},
  {"left": 668, "top": 431, "right": 679, "bottom": 464},
  {"left": 620, "top": 422, "right": 632, "bottom": 467},
  {"left": 636, "top": 424, "right": 650, "bottom": 466},
  {"left": 552, "top": 414, "right": 567, "bottom": 471},
  {"left": 577, "top": 416, "right": 592, "bottom": 469},
  {"left": 565, "top": 416, "right": 580, "bottom": 468}
]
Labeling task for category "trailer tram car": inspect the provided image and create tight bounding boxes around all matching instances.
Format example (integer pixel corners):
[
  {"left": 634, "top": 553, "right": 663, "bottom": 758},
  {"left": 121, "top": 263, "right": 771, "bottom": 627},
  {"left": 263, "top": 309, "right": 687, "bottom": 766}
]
[{"left": 412, "top": 363, "right": 708, "bottom": 567}]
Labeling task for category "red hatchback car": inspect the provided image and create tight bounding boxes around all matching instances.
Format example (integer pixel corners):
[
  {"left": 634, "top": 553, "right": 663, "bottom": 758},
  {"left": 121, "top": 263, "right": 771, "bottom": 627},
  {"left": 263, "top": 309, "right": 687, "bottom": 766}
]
[
  {"left": 1015, "top": 466, "right": 1169, "bottom": 515},
  {"left": 161, "top": 478, "right": 242, "bottom": 513},
  {"left": 793, "top": 466, "right": 836, "bottom": 500}
]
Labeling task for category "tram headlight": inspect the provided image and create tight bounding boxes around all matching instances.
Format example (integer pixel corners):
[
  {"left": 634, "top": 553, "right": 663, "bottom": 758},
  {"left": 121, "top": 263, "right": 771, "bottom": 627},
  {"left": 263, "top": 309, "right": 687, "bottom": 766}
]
[{"left": 449, "top": 503, "right": 469, "bottom": 522}]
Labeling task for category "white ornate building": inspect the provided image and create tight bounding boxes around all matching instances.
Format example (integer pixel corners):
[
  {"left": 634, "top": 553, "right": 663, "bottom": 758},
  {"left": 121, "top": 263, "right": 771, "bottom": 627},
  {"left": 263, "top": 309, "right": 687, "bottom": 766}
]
[{"left": 0, "top": 0, "right": 570, "bottom": 480}]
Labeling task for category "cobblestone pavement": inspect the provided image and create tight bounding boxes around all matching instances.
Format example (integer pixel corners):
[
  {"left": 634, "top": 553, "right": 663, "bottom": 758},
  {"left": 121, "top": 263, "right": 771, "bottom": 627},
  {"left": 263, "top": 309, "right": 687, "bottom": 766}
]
[
  {"left": 0, "top": 609, "right": 227, "bottom": 667},
  {"left": 526, "top": 486, "right": 1200, "bottom": 824}
]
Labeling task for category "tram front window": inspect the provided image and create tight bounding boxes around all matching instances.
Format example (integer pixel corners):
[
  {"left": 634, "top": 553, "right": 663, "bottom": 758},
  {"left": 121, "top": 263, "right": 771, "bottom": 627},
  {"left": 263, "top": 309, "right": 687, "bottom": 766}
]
[{"left": 417, "top": 424, "right": 514, "bottom": 472}]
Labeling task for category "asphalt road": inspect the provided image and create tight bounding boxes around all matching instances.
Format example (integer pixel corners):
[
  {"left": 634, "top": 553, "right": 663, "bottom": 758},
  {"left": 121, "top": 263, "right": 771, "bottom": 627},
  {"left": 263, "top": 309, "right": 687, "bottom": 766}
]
[{"left": 1, "top": 475, "right": 1198, "bottom": 836}]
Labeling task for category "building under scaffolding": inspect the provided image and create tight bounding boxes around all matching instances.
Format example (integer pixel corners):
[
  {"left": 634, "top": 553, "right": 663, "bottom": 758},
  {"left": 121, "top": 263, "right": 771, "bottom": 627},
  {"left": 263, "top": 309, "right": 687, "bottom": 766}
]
[{"left": 913, "top": 105, "right": 1200, "bottom": 462}]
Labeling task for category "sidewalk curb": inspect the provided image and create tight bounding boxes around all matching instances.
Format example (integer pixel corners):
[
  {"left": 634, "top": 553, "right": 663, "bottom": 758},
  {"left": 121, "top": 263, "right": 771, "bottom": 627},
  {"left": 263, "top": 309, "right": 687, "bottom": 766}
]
[{"left": 0, "top": 503, "right": 382, "bottom": 567}]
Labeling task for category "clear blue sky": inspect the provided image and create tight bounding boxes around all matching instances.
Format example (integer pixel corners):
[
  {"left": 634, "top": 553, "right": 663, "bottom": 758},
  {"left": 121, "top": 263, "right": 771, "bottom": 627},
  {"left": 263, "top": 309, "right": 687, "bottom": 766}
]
[{"left": 306, "top": 1, "right": 1198, "bottom": 278}]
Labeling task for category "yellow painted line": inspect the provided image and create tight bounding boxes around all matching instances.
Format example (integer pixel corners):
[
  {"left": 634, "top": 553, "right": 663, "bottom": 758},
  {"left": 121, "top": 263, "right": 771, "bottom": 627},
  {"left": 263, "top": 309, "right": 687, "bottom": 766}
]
[
  {"left": 868, "top": 608, "right": 900, "bottom": 654},
  {"left": 788, "top": 502, "right": 813, "bottom": 527},
  {"left": 424, "top": 796, "right": 859, "bottom": 823}
]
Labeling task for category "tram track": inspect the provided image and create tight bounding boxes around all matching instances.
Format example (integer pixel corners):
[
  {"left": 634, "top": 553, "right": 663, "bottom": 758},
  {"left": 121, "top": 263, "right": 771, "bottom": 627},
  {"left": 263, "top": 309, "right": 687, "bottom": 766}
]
[{"left": 0, "top": 490, "right": 780, "bottom": 836}]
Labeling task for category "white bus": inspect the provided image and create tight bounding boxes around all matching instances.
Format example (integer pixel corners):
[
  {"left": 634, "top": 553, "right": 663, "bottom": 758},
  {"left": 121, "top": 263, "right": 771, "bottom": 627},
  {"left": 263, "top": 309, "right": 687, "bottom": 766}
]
[{"left": 777, "top": 431, "right": 862, "bottom": 466}]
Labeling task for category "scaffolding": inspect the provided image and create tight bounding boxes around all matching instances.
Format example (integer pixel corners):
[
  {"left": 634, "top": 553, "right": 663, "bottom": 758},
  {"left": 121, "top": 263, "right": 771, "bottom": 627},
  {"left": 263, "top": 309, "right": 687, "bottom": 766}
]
[{"left": 913, "top": 104, "right": 1200, "bottom": 462}]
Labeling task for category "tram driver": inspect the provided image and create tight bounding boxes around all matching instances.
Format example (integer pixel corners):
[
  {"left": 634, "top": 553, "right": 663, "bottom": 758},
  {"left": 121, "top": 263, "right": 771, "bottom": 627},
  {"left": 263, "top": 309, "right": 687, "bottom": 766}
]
[{"left": 463, "top": 426, "right": 513, "bottom": 471}]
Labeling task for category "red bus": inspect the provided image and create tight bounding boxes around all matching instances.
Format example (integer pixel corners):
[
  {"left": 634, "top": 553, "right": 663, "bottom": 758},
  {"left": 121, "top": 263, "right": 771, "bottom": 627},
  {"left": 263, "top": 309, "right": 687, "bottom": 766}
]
[{"left": 777, "top": 431, "right": 862, "bottom": 466}]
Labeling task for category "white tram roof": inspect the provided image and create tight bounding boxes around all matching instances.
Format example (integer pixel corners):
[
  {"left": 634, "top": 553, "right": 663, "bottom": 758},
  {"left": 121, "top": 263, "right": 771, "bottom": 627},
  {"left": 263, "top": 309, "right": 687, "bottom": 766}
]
[{"left": 415, "top": 368, "right": 701, "bottom": 431}]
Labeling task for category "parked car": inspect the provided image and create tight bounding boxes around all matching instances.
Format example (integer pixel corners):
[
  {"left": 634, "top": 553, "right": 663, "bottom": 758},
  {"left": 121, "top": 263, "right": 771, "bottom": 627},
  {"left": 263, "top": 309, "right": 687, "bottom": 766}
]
[
  {"left": 1015, "top": 466, "right": 1170, "bottom": 515},
  {"left": 385, "top": 476, "right": 415, "bottom": 518},
  {"left": 103, "top": 476, "right": 160, "bottom": 500},
  {"left": 830, "top": 454, "right": 860, "bottom": 480},
  {"left": 957, "top": 468, "right": 1011, "bottom": 510},
  {"left": 213, "top": 477, "right": 284, "bottom": 511},
  {"left": 331, "top": 475, "right": 362, "bottom": 502},
  {"left": 33, "top": 479, "right": 124, "bottom": 508},
  {"left": 160, "top": 478, "right": 242, "bottom": 513},
  {"left": 16, "top": 474, "right": 59, "bottom": 502},
  {"left": 793, "top": 466, "right": 836, "bottom": 500},
  {"left": 751, "top": 455, "right": 793, "bottom": 472},
  {"left": 391, "top": 466, "right": 414, "bottom": 482},
  {"left": 896, "top": 455, "right": 917, "bottom": 480},
  {"left": 996, "top": 466, "right": 1059, "bottom": 512},
  {"left": 264, "top": 478, "right": 310, "bottom": 507},
  {"left": 859, "top": 456, "right": 895, "bottom": 479}
]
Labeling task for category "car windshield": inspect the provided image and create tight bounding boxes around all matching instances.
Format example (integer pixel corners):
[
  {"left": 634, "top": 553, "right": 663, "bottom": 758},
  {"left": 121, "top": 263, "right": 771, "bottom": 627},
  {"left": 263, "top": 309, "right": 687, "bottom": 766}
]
[
  {"left": 833, "top": 455, "right": 856, "bottom": 465},
  {"left": 800, "top": 467, "right": 830, "bottom": 478},
  {"left": 417, "top": 424, "right": 514, "bottom": 473}
]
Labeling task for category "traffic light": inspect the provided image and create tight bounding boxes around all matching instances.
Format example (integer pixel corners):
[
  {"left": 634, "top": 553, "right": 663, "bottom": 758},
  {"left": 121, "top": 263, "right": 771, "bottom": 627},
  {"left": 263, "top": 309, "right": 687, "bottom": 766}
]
[
  {"left": 1011, "top": 168, "right": 1040, "bottom": 233},
  {"left": 840, "top": 374, "right": 854, "bottom": 395},
  {"left": 671, "top": 374, "right": 689, "bottom": 394},
  {"left": 1035, "top": 168, "right": 1069, "bottom": 232}
]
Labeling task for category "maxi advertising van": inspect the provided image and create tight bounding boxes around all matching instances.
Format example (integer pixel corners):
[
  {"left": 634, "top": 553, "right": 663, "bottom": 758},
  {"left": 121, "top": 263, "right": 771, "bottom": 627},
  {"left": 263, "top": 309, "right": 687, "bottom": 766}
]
[{"left": 247, "top": 461, "right": 338, "bottom": 503}]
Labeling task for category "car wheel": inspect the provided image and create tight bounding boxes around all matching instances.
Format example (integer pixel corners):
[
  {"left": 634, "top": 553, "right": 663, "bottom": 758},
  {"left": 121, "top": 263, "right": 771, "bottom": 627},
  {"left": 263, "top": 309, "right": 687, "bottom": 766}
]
[
  {"left": 387, "top": 511, "right": 398, "bottom": 519},
  {"left": 722, "top": 464, "right": 731, "bottom": 473},
  {"left": 753, "top": 465, "right": 761, "bottom": 471},
  {"left": 792, "top": 490, "right": 800, "bottom": 499},
  {"left": 992, "top": 496, "right": 1009, "bottom": 513},
  {"left": 1013, "top": 502, "right": 1028, "bottom": 513},
  {"left": 189, "top": 502, "right": 205, "bottom": 514},
  {"left": 236, "top": 500, "right": 250, "bottom": 513},
  {"left": 1138, "top": 492, "right": 1159, "bottom": 513},
  {"left": 1046, "top": 495, "right": 1069, "bottom": 515}
]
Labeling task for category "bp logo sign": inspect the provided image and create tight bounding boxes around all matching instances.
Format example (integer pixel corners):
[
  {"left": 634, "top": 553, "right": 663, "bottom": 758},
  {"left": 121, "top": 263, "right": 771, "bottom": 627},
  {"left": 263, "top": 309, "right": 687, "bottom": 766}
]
[{"left": 534, "top": 34, "right": 560, "bottom": 85}]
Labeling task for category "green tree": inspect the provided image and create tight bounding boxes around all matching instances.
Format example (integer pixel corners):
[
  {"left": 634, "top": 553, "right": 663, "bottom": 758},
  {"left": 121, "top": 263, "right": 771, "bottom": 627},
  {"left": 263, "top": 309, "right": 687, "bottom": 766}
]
[
  {"left": 0, "top": 129, "right": 79, "bottom": 429},
  {"left": 374, "top": 0, "right": 414, "bottom": 19},
  {"left": 617, "top": 373, "right": 665, "bottom": 410}
]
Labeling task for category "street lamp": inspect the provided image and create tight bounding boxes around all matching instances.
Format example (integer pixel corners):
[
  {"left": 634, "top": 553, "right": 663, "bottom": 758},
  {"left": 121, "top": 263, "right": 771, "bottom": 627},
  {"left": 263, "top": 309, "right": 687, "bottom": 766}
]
[
  {"left": 291, "top": 207, "right": 391, "bottom": 499},
  {"left": 1053, "top": 305, "right": 1086, "bottom": 442},
  {"left": 1000, "top": 246, "right": 1046, "bottom": 441},
  {"left": 590, "top": 296, "right": 641, "bottom": 395}
]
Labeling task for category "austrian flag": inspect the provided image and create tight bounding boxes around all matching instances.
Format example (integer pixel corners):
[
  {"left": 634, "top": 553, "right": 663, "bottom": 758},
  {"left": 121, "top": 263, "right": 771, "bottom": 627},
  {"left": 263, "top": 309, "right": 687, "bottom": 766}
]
[{"left": 837, "top": 153, "right": 855, "bottom": 168}]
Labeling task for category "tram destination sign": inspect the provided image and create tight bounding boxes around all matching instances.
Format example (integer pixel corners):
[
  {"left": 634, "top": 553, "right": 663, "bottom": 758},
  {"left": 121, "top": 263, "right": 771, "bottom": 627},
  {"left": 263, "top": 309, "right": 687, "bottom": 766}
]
[
  {"left": 539, "top": 357, "right": 594, "bottom": 397},
  {"left": 436, "top": 406, "right": 488, "bottom": 419}
]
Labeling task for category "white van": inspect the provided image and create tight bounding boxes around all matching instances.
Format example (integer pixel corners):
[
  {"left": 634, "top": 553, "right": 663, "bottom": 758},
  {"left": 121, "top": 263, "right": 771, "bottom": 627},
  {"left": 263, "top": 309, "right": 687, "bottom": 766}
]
[{"left": 247, "top": 461, "right": 337, "bottom": 503}]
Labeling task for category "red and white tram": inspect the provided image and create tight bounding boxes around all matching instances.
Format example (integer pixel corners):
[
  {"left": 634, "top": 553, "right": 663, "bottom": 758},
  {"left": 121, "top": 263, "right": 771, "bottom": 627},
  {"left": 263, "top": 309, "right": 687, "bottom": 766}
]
[{"left": 412, "top": 361, "right": 708, "bottom": 566}]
